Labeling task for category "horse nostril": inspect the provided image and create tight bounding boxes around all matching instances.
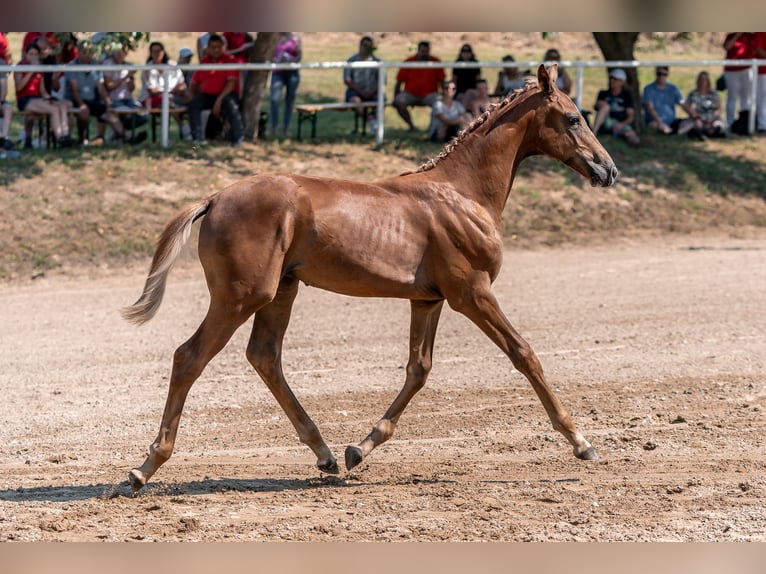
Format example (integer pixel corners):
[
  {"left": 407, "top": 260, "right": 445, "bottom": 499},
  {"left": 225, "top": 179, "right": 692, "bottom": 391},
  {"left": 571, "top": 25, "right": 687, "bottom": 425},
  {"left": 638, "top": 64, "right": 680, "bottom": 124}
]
[{"left": 610, "top": 166, "right": 618, "bottom": 183}]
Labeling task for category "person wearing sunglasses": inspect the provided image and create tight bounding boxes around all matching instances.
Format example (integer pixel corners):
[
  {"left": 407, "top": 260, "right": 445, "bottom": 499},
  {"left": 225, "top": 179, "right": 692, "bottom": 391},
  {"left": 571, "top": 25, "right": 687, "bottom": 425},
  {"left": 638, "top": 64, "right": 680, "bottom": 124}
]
[{"left": 642, "top": 65, "right": 694, "bottom": 135}]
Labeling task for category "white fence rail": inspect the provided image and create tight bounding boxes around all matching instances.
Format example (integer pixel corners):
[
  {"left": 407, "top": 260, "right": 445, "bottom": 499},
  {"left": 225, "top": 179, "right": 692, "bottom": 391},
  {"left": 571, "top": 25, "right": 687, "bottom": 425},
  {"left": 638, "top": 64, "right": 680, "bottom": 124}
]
[{"left": 1, "top": 59, "right": 763, "bottom": 146}]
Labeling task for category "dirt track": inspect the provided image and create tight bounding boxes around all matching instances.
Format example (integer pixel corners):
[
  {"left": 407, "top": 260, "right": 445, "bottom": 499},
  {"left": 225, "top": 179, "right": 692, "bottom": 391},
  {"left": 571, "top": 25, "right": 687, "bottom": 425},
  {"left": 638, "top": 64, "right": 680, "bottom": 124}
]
[{"left": 1, "top": 233, "right": 765, "bottom": 541}]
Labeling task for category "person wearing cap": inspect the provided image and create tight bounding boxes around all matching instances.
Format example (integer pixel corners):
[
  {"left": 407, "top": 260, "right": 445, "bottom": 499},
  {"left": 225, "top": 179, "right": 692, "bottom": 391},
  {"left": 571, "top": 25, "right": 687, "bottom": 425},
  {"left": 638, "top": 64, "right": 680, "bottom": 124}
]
[
  {"left": 178, "top": 46, "right": 194, "bottom": 89},
  {"left": 591, "top": 68, "right": 640, "bottom": 145},
  {"left": 393, "top": 40, "right": 445, "bottom": 132},
  {"left": 642, "top": 66, "right": 694, "bottom": 134}
]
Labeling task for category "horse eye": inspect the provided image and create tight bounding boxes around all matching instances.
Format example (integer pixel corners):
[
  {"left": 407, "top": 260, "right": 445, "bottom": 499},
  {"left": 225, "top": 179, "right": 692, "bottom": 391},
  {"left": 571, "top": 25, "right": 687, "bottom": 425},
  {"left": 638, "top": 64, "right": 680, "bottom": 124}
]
[{"left": 567, "top": 114, "right": 580, "bottom": 127}]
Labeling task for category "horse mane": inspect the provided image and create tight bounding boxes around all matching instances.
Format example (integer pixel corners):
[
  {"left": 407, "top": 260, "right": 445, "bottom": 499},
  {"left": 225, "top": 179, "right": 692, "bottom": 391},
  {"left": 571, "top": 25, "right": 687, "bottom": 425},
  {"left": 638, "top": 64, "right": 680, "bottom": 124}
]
[{"left": 416, "top": 76, "right": 539, "bottom": 173}]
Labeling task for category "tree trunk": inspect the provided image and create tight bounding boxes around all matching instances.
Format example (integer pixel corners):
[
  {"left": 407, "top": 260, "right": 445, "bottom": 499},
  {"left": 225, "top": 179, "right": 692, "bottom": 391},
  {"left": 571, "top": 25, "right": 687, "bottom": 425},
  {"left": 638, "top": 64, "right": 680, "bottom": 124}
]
[
  {"left": 592, "top": 33, "right": 642, "bottom": 130},
  {"left": 242, "top": 32, "right": 278, "bottom": 142}
]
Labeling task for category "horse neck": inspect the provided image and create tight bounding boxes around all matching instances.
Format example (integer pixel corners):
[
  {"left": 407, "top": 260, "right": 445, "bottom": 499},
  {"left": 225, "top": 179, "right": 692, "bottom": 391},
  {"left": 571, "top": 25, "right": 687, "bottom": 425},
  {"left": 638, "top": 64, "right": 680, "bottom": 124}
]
[{"left": 429, "top": 110, "right": 534, "bottom": 221}]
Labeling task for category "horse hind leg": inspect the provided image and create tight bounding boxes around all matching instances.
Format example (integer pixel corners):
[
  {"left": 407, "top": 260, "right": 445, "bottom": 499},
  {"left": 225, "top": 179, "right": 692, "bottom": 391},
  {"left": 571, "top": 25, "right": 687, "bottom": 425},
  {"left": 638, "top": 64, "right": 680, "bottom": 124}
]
[
  {"left": 128, "top": 301, "right": 253, "bottom": 493},
  {"left": 345, "top": 300, "right": 444, "bottom": 471},
  {"left": 245, "top": 277, "right": 339, "bottom": 475}
]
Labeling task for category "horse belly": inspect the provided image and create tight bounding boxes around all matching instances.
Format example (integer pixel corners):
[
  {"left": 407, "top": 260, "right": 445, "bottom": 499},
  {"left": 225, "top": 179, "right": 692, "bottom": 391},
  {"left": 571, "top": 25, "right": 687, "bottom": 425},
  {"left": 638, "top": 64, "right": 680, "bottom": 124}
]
[{"left": 292, "top": 204, "right": 429, "bottom": 298}]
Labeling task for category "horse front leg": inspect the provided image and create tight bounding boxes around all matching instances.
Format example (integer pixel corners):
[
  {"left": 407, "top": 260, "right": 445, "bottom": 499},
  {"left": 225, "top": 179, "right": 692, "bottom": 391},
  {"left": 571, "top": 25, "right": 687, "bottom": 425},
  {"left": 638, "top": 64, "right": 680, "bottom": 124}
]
[
  {"left": 448, "top": 282, "right": 597, "bottom": 461},
  {"left": 345, "top": 299, "right": 444, "bottom": 471},
  {"left": 246, "top": 277, "right": 338, "bottom": 474},
  {"left": 129, "top": 303, "right": 250, "bottom": 492}
]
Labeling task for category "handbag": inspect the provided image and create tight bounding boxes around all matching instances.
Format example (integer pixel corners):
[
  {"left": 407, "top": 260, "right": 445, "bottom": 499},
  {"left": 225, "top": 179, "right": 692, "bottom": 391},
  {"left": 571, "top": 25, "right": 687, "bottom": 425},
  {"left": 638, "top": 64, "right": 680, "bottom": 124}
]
[{"left": 715, "top": 74, "right": 726, "bottom": 91}]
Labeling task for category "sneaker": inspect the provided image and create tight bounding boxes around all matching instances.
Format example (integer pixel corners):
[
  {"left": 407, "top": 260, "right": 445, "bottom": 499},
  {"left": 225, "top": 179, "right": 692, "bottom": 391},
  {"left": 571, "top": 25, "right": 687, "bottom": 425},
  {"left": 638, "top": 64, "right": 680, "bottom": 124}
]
[
  {"left": 368, "top": 118, "right": 378, "bottom": 132},
  {"left": 181, "top": 124, "right": 192, "bottom": 141},
  {"left": 0, "top": 137, "right": 14, "bottom": 150}
]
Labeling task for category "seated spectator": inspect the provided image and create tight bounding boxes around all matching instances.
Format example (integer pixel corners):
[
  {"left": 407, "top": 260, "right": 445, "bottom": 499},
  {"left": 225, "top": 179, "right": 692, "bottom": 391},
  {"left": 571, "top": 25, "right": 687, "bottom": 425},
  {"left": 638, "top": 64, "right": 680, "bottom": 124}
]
[
  {"left": 427, "top": 80, "right": 472, "bottom": 143},
  {"left": 452, "top": 43, "right": 481, "bottom": 107},
  {"left": 681, "top": 70, "right": 726, "bottom": 139},
  {"left": 13, "top": 42, "right": 74, "bottom": 147},
  {"left": 139, "top": 41, "right": 189, "bottom": 139},
  {"left": 0, "top": 31, "right": 14, "bottom": 150},
  {"left": 642, "top": 66, "right": 694, "bottom": 134},
  {"left": 188, "top": 33, "right": 243, "bottom": 146},
  {"left": 177, "top": 47, "right": 195, "bottom": 94},
  {"left": 344, "top": 35, "right": 381, "bottom": 131},
  {"left": 394, "top": 40, "right": 445, "bottom": 131},
  {"left": 591, "top": 68, "right": 640, "bottom": 145},
  {"left": 270, "top": 32, "right": 302, "bottom": 138},
  {"left": 543, "top": 48, "right": 572, "bottom": 95},
  {"left": 493, "top": 55, "right": 527, "bottom": 97},
  {"left": 103, "top": 43, "right": 149, "bottom": 136},
  {"left": 65, "top": 40, "right": 144, "bottom": 146},
  {"left": 463, "top": 78, "right": 492, "bottom": 118}
]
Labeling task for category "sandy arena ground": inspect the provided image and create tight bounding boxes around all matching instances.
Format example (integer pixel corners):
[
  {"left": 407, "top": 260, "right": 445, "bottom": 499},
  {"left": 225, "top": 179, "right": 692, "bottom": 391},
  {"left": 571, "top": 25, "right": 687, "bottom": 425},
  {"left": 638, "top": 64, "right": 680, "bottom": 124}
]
[{"left": 1, "top": 233, "right": 764, "bottom": 542}]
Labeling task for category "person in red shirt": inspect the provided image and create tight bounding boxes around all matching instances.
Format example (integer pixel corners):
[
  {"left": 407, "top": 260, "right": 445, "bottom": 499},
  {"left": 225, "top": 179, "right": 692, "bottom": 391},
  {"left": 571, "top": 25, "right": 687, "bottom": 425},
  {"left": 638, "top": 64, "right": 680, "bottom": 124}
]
[
  {"left": 393, "top": 41, "right": 445, "bottom": 132},
  {"left": 723, "top": 32, "right": 754, "bottom": 130},
  {"left": 188, "top": 33, "right": 243, "bottom": 146},
  {"left": 0, "top": 32, "right": 14, "bottom": 149},
  {"left": 13, "top": 41, "right": 74, "bottom": 147}
]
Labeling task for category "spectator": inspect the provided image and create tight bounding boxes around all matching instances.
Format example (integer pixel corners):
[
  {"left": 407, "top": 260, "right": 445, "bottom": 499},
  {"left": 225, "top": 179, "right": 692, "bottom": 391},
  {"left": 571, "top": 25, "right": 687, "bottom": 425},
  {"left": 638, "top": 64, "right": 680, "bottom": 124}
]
[
  {"left": 0, "top": 32, "right": 15, "bottom": 150},
  {"left": 36, "top": 35, "right": 67, "bottom": 100},
  {"left": 14, "top": 42, "right": 74, "bottom": 148},
  {"left": 464, "top": 78, "right": 492, "bottom": 118},
  {"left": 343, "top": 35, "right": 381, "bottom": 131},
  {"left": 139, "top": 41, "right": 189, "bottom": 138},
  {"left": 723, "top": 33, "right": 754, "bottom": 131},
  {"left": 591, "top": 68, "right": 640, "bottom": 146},
  {"left": 270, "top": 32, "right": 302, "bottom": 138},
  {"left": 753, "top": 32, "right": 766, "bottom": 132},
  {"left": 394, "top": 40, "right": 445, "bottom": 132},
  {"left": 642, "top": 66, "right": 694, "bottom": 134},
  {"left": 197, "top": 32, "right": 219, "bottom": 63},
  {"left": 493, "top": 54, "right": 526, "bottom": 97},
  {"left": 223, "top": 32, "right": 254, "bottom": 63},
  {"left": 65, "top": 40, "right": 142, "bottom": 146},
  {"left": 427, "top": 80, "right": 472, "bottom": 143},
  {"left": 543, "top": 48, "right": 572, "bottom": 95},
  {"left": 177, "top": 47, "right": 195, "bottom": 91},
  {"left": 103, "top": 43, "right": 149, "bottom": 136},
  {"left": 682, "top": 70, "right": 725, "bottom": 139},
  {"left": 188, "top": 33, "right": 243, "bottom": 146},
  {"left": 452, "top": 43, "right": 481, "bottom": 106}
]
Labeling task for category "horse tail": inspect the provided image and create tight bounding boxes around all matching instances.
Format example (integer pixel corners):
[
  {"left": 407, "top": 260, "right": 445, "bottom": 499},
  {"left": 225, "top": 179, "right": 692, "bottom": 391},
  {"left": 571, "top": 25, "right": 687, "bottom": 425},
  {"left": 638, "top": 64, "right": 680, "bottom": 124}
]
[{"left": 121, "top": 198, "right": 211, "bottom": 325}]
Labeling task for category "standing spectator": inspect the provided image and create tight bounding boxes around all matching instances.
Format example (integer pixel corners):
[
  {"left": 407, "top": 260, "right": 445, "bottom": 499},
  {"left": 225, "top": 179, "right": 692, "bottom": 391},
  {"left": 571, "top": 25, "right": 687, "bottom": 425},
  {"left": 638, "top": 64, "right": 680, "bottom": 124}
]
[
  {"left": 427, "top": 80, "right": 472, "bottom": 143},
  {"left": 139, "top": 41, "right": 189, "bottom": 138},
  {"left": 393, "top": 40, "right": 445, "bottom": 132},
  {"left": 642, "top": 66, "right": 694, "bottom": 134},
  {"left": 753, "top": 32, "right": 766, "bottom": 132},
  {"left": 683, "top": 71, "right": 725, "bottom": 139},
  {"left": 188, "top": 33, "right": 243, "bottom": 146},
  {"left": 543, "top": 48, "right": 572, "bottom": 95},
  {"left": 591, "top": 68, "right": 640, "bottom": 145},
  {"left": 270, "top": 32, "right": 302, "bottom": 138},
  {"left": 65, "top": 40, "right": 140, "bottom": 146},
  {"left": 493, "top": 55, "right": 526, "bottom": 97},
  {"left": 344, "top": 35, "right": 381, "bottom": 131},
  {"left": 0, "top": 32, "right": 14, "bottom": 150},
  {"left": 452, "top": 43, "right": 481, "bottom": 107},
  {"left": 14, "top": 42, "right": 74, "bottom": 147},
  {"left": 723, "top": 33, "right": 754, "bottom": 131},
  {"left": 222, "top": 32, "right": 254, "bottom": 63}
]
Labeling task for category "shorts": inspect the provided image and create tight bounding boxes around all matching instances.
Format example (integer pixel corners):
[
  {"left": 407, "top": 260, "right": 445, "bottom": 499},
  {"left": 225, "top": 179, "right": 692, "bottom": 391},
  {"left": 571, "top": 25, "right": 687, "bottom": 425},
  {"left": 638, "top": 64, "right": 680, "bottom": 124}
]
[
  {"left": 17, "top": 96, "right": 39, "bottom": 111},
  {"left": 83, "top": 99, "right": 108, "bottom": 121},
  {"left": 601, "top": 117, "right": 636, "bottom": 135},
  {"left": 395, "top": 91, "right": 441, "bottom": 108}
]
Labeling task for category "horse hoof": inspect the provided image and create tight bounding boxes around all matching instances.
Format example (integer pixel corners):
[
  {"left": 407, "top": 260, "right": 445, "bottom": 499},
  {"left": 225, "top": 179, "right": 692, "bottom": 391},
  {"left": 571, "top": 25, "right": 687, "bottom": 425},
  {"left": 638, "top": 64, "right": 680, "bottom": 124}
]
[
  {"left": 576, "top": 446, "right": 598, "bottom": 461},
  {"left": 344, "top": 445, "right": 363, "bottom": 471},
  {"left": 128, "top": 469, "right": 147, "bottom": 493},
  {"left": 317, "top": 457, "right": 339, "bottom": 475}
]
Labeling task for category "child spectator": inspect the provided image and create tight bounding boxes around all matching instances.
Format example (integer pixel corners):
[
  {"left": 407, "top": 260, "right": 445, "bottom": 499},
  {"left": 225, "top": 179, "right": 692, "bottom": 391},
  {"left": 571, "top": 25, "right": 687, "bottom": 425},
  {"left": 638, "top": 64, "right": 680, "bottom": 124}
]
[{"left": 427, "top": 80, "right": 472, "bottom": 143}]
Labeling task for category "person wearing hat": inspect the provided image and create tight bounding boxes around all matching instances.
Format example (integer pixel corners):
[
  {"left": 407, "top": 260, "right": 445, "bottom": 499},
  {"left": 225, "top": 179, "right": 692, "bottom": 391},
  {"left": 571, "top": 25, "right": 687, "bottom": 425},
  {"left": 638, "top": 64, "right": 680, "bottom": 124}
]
[
  {"left": 177, "top": 47, "right": 194, "bottom": 98},
  {"left": 591, "top": 68, "right": 640, "bottom": 145}
]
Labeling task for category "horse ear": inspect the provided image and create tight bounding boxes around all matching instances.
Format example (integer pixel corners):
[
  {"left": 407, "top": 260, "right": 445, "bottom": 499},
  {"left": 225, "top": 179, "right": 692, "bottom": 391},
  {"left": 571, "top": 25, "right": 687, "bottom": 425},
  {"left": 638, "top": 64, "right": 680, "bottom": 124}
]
[{"left": 538, "top": 63, "right": 558, "bottom": 95}]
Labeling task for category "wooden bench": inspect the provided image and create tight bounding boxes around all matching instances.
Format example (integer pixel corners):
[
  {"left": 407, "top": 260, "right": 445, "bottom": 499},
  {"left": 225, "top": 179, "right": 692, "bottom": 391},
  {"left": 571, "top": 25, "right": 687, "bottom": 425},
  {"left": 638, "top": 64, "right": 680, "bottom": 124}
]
[
  {"left": 19, "top": 109, "right": 79, "bottom": 148},
  {"left": 294, "top": 101, "right": 378, "bottom": 140}
]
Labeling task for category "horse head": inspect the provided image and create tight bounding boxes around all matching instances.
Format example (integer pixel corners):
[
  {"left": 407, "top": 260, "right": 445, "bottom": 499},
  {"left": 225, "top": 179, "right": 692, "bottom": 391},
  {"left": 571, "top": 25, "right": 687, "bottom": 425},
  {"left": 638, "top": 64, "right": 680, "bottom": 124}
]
[{"left": 531, "top": 64, "right": 618, "bottom": 187}]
